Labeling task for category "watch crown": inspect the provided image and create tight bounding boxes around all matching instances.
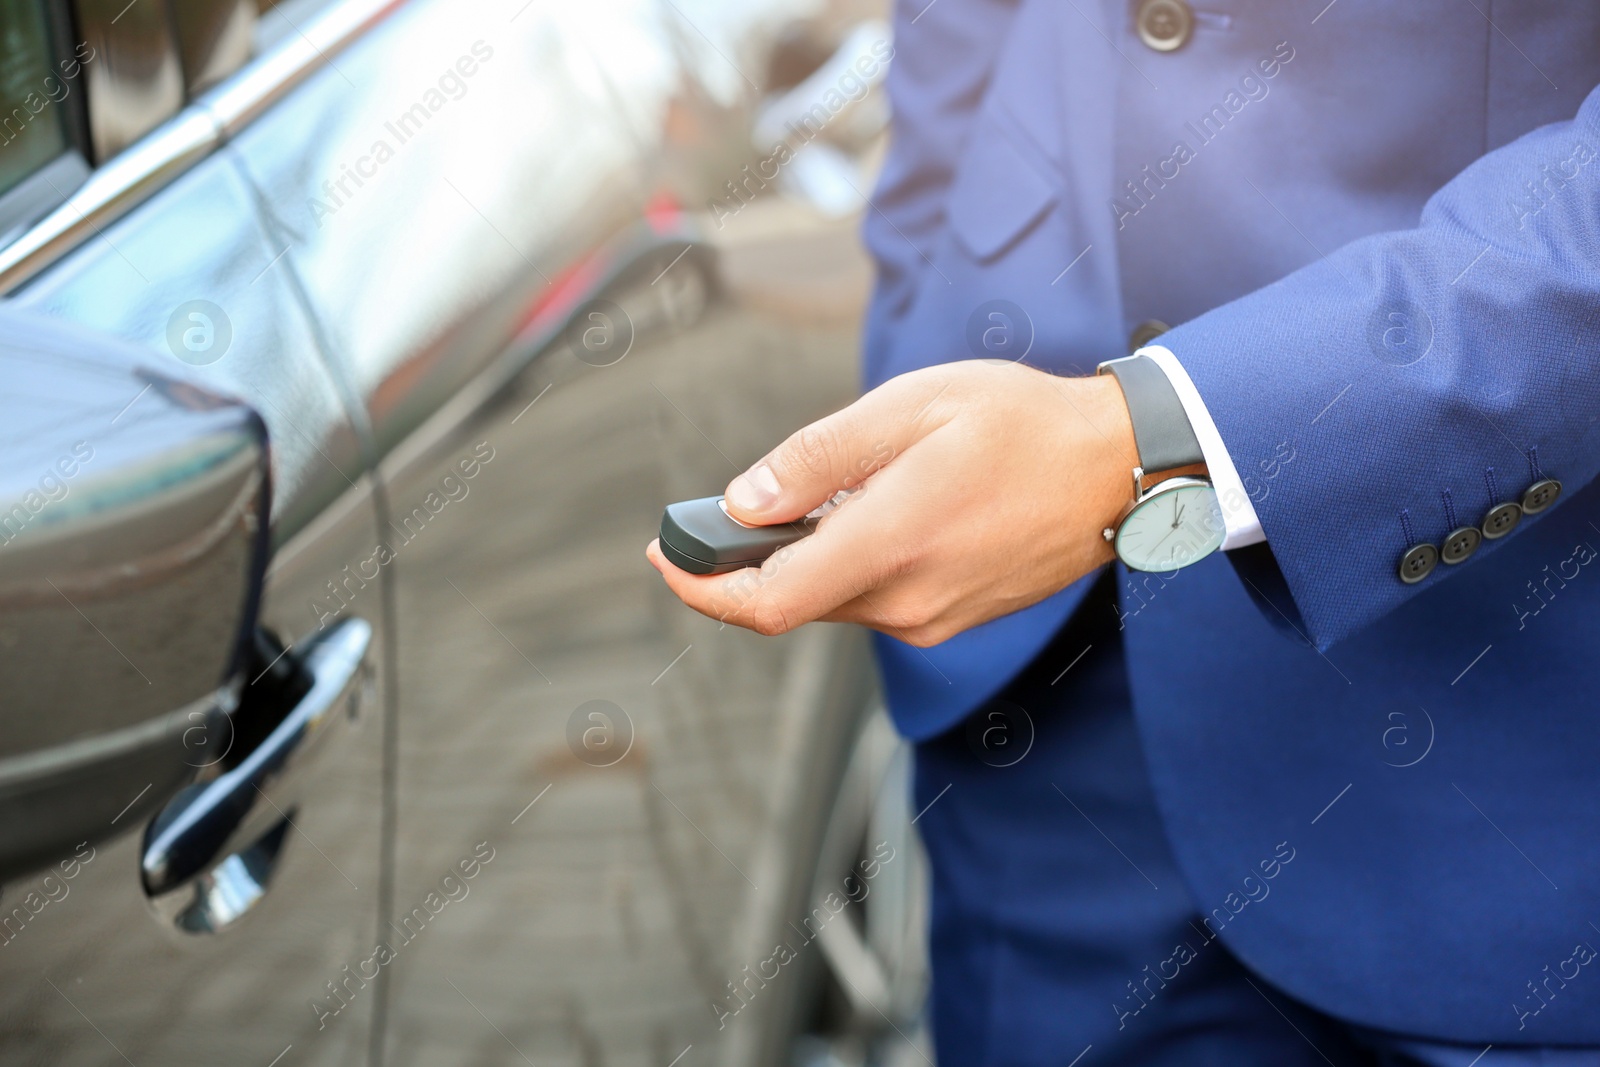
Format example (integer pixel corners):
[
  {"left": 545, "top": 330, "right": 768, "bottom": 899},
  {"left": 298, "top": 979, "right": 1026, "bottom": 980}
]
[{"left": 1102, "top": 527, "right": 1115, "bottom": 542}]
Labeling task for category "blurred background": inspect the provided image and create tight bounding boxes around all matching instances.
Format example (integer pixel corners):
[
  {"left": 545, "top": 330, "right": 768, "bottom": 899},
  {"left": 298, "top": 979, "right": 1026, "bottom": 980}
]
[{"left": 0, "top": 0, "right": 934, "bottom": 1063}]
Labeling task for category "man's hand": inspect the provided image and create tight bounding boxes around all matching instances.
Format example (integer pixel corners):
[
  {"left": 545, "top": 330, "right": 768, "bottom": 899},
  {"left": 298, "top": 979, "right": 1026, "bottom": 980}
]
[{"left": 645, "top": 361, "right": 1138, "bottom": 646}]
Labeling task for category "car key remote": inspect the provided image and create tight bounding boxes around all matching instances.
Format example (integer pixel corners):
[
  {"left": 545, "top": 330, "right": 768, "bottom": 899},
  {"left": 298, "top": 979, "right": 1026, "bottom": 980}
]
[{"left": 658, "top": 496, "right": 820, "bottom": 575}]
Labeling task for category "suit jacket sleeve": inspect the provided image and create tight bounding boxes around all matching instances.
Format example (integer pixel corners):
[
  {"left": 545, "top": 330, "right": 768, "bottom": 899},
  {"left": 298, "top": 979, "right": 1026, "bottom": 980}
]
[{"left": 1157, "top": 79, "right": 1600, "bottom": 651}]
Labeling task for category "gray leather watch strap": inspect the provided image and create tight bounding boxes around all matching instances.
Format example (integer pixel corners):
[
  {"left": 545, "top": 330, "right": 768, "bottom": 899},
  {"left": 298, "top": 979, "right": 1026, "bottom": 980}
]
[{"left": 1096, "top": 354, "right": 1205, "bottom": 474}]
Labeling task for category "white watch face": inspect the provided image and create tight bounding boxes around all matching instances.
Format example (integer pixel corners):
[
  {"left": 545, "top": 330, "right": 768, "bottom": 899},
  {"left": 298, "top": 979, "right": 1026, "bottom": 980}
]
[{"left": 1114, "top": 481, "right": 1225, "bottom": 572}]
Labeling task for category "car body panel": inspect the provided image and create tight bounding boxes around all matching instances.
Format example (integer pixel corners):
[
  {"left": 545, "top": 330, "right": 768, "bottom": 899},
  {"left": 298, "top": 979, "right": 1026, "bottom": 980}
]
[
  {"left": 225, "top": 0, "right": 875, "bottom": 1062},
  {"left": 2, "top": 147, "right": 387, "bottom": 1067}
]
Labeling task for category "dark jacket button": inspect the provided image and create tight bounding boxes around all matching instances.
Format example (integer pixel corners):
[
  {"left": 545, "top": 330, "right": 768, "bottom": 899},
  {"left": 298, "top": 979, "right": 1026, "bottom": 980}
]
[
  {"left": 1136, "top": 0, "right": 1193, "bottom": 52},
  {"left": 1440, "top": 526, "right": 1481, "bottom": 564},
  {"left": 1399, "top": 543, "right": 1439, "bottom": 584},
  {"left": 1521, "top": 478, "right": 1561, "bottom": 514},
  {"left": 1128, "top": 319, "right": 1170, "bottom": 353},
  {"left": 1480, "top": 501, "right": 1522, "bottom": 539}
]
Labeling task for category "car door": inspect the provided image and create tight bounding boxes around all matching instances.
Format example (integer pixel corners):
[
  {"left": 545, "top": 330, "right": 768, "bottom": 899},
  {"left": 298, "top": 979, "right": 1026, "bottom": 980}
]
[
  {"left": 222, "top": 0, "right": 895, "bottom": 1063},
  {"left": 0, "top": 1, "right": 390, "bottom": 1064}
]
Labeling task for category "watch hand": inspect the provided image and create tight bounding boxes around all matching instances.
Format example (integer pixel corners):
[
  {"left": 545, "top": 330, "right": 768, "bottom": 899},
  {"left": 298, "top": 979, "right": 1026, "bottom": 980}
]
[
  {"left": 1148, "top": 522, "right": 1182, "bottom": 555},
  {"left": 1172, "top": 502, "right": 1185, "bottom": 529}
]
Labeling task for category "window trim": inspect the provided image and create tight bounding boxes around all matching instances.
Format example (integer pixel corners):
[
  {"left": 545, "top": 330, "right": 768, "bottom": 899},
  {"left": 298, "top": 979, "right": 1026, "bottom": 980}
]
[
  {"left": 0, "top": 0, "right": 402, "bottom": 294},
  {"left": 0, "top": 150, "right": 90, "bottom": 249}
]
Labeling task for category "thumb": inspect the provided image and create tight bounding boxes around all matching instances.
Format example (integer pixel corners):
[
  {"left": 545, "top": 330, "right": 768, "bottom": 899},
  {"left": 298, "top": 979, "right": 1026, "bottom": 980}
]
[{"left": 723, "top": 375, "right": 940, "bottom": 524}]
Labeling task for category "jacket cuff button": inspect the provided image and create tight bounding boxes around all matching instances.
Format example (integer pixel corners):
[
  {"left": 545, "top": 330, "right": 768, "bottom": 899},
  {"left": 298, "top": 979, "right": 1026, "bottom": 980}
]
[
  {"left": 1399, "top": 543, "right": 1439, "bottom": 584},
  {"left": 1521, "top": 478, "right": 1562, "bottom": 514},
  {"left": 1480, "top": 501, "right": 1523, "bottom": 539},
  {"left": 1440, "top": 526, "right": 1482, "bottom": 564}
]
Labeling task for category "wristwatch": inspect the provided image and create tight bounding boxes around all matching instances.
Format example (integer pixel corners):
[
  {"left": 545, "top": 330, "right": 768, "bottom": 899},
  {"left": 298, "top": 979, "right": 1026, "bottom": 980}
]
[{"left": 1096, "top": 354, "right": 1225, "bottom": 572}]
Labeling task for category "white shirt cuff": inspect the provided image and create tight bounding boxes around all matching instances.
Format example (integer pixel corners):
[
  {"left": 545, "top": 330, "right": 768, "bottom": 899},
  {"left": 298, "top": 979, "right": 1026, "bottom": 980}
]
[{"left": 1137, "top": 343, "right": 1266, "bottom": 550}]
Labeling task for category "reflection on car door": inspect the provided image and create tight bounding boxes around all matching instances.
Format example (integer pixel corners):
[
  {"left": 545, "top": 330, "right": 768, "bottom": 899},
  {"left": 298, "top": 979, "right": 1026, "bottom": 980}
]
[
  {"left": 2, "top": 145, "right": 388, "bottom": 1066},
  {"left": 222, "top": 4, "right": 889, "bottom": 1062},
  {"left": 225, "top": 0, "right": 876, "bottom": 1062}
]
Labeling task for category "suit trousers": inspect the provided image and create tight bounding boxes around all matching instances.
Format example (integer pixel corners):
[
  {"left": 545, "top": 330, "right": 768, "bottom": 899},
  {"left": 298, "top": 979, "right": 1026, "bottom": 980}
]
[{"left": 912, "top": 569, "right": 1600, "bottom": 1066}]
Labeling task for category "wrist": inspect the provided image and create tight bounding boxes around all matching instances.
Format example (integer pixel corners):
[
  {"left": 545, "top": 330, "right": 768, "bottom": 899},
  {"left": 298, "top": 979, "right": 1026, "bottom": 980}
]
[
  {"left": 1094, "top": 358, "right": 1228, "bottom": 572},
  {"left": 1077, "top": 373, "right": 1140, "bottom": 553}
]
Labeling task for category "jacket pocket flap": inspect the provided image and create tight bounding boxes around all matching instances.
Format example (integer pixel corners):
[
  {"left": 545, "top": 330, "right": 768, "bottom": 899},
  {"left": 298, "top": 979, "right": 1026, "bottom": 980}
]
[{"left": 947, "top": 118, "right": 1060, "bottom": 262}]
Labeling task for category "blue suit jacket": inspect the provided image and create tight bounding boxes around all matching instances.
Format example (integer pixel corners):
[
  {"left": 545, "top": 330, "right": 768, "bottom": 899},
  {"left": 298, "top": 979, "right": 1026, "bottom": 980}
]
[{"left": 865, "top": 0, "right": 1600, "bottom": 1043}]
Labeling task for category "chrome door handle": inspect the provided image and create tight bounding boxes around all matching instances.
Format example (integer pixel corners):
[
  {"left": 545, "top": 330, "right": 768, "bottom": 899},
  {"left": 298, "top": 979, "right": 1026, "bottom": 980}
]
[{"left": 141, "top": 617, "right": 372, "bottom": 897}]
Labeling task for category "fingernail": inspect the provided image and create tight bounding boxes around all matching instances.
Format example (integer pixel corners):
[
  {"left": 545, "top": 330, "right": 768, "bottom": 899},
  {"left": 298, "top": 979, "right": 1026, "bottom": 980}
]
[{"left": 726, "top": 462, "right": 781, "bottom": 513}]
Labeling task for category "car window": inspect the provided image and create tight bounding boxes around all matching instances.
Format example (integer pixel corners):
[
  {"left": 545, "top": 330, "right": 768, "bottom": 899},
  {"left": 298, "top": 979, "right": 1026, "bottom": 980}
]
[
  {"left": 0, "top": 0, "right": 91, "bottom": 250},
  {"left": 169, "top": 0, "right": 255, "bottom": 94},
  {"left": 0, "top": 0, "right": 73, "bottom": 198}
]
